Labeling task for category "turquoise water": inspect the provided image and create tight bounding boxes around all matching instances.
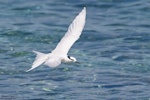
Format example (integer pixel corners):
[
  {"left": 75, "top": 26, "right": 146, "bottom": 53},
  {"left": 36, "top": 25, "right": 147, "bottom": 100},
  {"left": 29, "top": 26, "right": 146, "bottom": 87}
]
[{"left": 0, "top": 0, "right": 150, "bottom": 100}]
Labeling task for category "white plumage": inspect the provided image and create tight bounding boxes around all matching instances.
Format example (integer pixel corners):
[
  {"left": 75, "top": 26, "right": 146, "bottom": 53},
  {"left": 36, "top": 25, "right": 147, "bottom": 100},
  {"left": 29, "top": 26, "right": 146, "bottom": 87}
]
[{"left": 26, "top": 7, "right": 86, "bottom": 72}]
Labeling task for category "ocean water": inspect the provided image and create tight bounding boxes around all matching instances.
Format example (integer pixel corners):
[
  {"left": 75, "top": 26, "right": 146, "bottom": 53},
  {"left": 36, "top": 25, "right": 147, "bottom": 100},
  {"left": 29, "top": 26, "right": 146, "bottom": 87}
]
[{"left": 0, "top": 0, "right": 150, "bottom": 100}]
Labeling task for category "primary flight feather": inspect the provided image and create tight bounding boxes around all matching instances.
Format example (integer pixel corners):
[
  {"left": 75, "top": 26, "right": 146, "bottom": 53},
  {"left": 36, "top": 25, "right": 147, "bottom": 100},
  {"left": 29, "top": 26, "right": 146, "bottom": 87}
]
[{"left": 26, "top": 7, "right": 86, "bottom": 72}]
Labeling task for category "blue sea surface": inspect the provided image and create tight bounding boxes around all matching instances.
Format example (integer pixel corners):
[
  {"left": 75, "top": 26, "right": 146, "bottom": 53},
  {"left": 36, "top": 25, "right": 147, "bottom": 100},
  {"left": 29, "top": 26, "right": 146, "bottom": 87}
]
[{"left": 0, "top": 0, "right": 150, "bottom": 100}]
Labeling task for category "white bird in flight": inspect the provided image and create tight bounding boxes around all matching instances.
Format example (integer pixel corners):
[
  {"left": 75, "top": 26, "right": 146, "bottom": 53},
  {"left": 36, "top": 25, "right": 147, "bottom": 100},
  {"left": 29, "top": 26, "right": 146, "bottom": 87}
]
[{"left": 26, "top": 7, "right": 86, "bottom": 72}]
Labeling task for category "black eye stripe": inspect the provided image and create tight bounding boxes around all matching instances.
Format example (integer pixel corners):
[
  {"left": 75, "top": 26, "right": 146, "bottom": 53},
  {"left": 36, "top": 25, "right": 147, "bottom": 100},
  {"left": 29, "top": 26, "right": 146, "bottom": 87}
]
[
  {"left": 68, "top": 56, "right": 70, "bottom": 59},
  {"left": 68, "top": 56, "right": 74, "bottom": 61}
]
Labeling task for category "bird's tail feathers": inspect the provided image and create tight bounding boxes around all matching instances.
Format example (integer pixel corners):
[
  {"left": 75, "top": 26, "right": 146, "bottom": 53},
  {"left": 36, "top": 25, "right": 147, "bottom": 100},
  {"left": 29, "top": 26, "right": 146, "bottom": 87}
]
[{"left": 26, "top": 50, "right": 49, "bottom": 72}]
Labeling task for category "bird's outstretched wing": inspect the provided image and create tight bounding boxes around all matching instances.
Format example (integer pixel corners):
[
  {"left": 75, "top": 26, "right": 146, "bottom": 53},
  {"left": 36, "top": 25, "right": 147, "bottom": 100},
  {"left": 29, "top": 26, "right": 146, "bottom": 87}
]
[{"left": 52, "top": 7, "right": 86, "bottom": 55}]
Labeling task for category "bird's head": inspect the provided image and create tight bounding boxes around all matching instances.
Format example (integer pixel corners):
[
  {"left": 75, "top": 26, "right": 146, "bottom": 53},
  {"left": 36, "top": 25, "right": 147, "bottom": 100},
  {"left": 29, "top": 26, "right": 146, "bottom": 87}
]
[{"left": 67, "top": 56, "right": 77, "bottom": 62}]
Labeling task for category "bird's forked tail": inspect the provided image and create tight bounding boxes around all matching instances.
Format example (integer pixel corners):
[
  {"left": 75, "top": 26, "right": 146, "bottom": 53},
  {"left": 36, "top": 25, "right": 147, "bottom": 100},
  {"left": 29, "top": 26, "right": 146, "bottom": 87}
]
[{"left": 26, "top": 51, "right": 49, "bottom": 72}]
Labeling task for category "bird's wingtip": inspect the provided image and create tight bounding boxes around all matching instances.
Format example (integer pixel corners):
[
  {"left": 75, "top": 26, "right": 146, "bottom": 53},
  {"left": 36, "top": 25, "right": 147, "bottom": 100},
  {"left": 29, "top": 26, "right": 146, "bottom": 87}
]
[
  {"left": 83, "top": 7, "right": 86, "bottom": 11},
  {"left": 80, "top": 7, "right": 86, "bottom": 15},
  {"left": 26, "top": 68, "right": 33, "bottom": 72}
]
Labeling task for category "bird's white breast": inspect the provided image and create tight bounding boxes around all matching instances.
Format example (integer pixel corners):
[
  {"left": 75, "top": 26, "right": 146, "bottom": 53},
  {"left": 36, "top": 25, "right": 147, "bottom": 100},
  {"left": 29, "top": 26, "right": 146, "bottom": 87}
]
[{"left": 44, "top": 55, "right": 61, "bottom": 67}]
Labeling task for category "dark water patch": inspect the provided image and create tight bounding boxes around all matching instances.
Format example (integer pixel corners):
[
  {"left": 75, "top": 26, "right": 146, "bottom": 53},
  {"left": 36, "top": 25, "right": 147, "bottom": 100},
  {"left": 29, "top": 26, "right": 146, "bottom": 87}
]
[
  {"left": 0, "top": 49, "right": 7, "bottom": 53},
  {"left": 45, "top": 74, "right": 71, "bottom": 82},
  {"left": 81, "top": 30, "right": 117, "bottom": 42},
  {"left": 104, "top": 23, "right": 129, "bottom": 27},
  {"left": 120, "top": 62, "right": 150, "bottom": 73},
  {"left": 124, "top": 35, "right": 150, "bottom": 43},
  {"left": 11, "top": 5, "right": 41, "bottom": 11},
  {"left": 10, "top": 51, "right": 29, "bottom": 57},
  {"left": 13, "top": 22, "right": 34, "bottom": 26},
  {"left": 139, "top": 6, "right": 150, "bottom": 12},
  {"left": 24, "top": 34, "right": 60, "bottom": 45},
  {"left": 29, "top": 69, "right": 71, "bottom": 82},
  {"left": 141, "top": 77, "right": 150, "bottom": 84},
  {"left": 29, "top": 98, "right": 46, "bottom": 100},
  {"left": 112, "top": 53, "right": 144, "bottom": 62},
  {"left": 102, "top": 82, "right": 142, "bottom": 89},
  {"left": 83, "top": 3, "right": 114, "bottom": 9},
  {"left": 2, "top": 30, "right": 32, "bottom": 37}
]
